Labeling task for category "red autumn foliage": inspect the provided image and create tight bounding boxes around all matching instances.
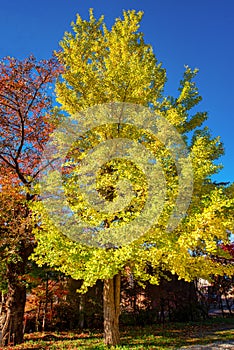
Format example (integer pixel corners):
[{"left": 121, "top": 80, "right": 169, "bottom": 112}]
[
  {"left": 0, "top": 55, "right": 62, "bottom": 346},
  {"left": 0, "top": 55, "right": 62, "bottom": 187},
  {"left": 221, "top": 243, "right": 234, "bottom": 260}
]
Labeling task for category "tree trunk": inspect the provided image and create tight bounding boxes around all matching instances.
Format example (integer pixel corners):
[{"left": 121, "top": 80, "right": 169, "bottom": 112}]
[
  {"left": 42, "top": 273, "right": 49, "bottom": 333},
  {"left": 1, "top": 279, "right": 26, "bottom": 346},
  {"left": 35, "top": 300, "right": 42, "bottom": 332},
  {"left": 78, "top": 294, "right": 85, "bottom": 329},
  {"left": 103, "top": 272, "right": 121, "bottom": 346},
  {"left": 0, "top": 241, "right": 34, "bottom": 346},
  {"left": 224, "top": 294, "right": 232, "bottom": 315}
]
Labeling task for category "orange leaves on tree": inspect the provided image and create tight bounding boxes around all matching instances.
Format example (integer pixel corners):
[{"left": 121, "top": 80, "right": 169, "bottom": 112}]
[{"left": 0, "top": 55, "right": 62, "bottom": 187}]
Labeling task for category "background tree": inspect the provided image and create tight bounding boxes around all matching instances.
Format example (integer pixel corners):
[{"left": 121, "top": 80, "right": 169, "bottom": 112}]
[
  {"left": 24, "top": 268, "right": 69, "bottom": 333},
  {"left": 212, "top": 241, "right": 234, "bottom": 315},
  {"left": 0, "top": 55, "right": 60, "bottom": 346},
  {"left": 32, "top": 10, "right": 234, "bottom": 346}
]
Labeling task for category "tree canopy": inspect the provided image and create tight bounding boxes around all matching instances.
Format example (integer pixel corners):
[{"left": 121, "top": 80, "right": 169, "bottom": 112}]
[{"left": 32, "top": 10, "right": 234, "bottom": 294}]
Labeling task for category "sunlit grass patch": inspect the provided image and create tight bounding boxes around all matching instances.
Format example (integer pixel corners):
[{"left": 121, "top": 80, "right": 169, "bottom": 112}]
[{"left": 3, "top": 317, "right": 234, "bottom": 350}]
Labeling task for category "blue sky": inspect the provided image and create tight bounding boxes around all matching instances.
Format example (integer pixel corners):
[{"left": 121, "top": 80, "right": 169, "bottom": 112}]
[{"left": 0, "top": 0, "right": 233, "bottom": 183}]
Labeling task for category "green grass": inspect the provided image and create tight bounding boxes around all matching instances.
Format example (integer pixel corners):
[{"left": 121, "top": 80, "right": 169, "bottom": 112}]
[{"left": 3, "top": 317, "right": 234, "bottom": 349}]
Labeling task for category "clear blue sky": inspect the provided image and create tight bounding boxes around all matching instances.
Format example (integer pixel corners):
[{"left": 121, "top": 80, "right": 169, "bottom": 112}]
[{"left": 0, "top": 0, "right": 233, "bottom": 183}]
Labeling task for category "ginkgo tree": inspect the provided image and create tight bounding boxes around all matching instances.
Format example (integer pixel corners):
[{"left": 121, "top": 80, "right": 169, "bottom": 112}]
[{"left": 32, "top": 10, "right": 234, "bottom": 346}]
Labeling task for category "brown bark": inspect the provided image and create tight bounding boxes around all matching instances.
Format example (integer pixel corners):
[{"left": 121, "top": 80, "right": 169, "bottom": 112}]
[
  {"left": 78, "top": 294, "right": 85, "bottom": 329},
  {"left": 103, "top": 272, "right": 121, "bottom": 346},
  {"left": 1, "top": 276, "right": 26, "bottom": 346},
  {"left": 35, "top": 300, "right": 42, "bottom": 332},
  {"left": 42, "top": 274, "right": 49, "bottom": 333},
  {"left": 0, "top": 242, "right": 34, "bottom": 346}
]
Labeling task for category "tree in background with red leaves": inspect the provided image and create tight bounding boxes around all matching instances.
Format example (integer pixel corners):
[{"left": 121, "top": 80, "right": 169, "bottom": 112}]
[
  {"left": 0, "top": 55, "right": 61, "bottom": 346},
  {"left": 221, "top": 243, "right": 234, "bottom": 261},
  {"left": 209, "top": 241, "right": 234, "bottom": 316},
  {"left": 24, "top": 269, "right": 69, "bottom": 333}
]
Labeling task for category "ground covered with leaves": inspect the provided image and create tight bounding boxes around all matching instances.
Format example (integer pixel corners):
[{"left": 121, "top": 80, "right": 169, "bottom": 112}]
[{"left": 1, "top": 317, "right": 234, "bottom": 350}]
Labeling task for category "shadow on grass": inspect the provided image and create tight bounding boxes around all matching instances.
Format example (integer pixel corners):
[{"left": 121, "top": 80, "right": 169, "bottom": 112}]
[
  {"left": 6, "top": 317, "right": 234, "bottom": 349},
  {"left": 25, "top": 329, "right": 103, "bottom": 341}
]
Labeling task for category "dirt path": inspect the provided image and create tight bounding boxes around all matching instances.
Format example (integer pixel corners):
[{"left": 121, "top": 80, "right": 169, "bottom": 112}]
[{"left": 179, "top": 341, "right": 234, "bottom": 349}]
